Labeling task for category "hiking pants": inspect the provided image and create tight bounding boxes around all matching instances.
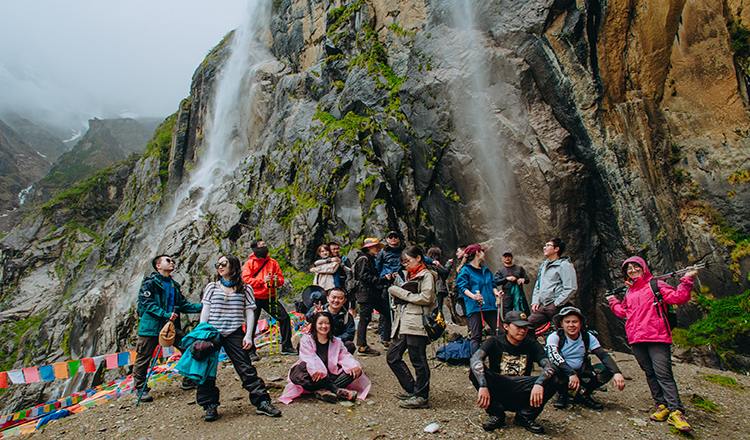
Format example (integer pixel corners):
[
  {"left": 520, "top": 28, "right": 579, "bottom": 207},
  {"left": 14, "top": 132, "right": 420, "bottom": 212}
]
[
  {"left": 289, "top": 361, "right": 354, "bottom": 392},
  {"left": 387, "top": 332, "right": 430, "bottom": 398},
  {"left": 467, "top": 310, "right": 498, "bottom": 352},
  {"left": 249, "top": 297, "right": 293, "bottom": 351},
  {"left": 133, "top": 325, "right": 185, "bottom": 393},
  {"left": 356, "top": 298, "right": 391, "bottom": 347},
  {"left": 196, "top": 328, "right": 270, "bottom": 408},
  {"left": 555, "top": 363, "right": 613, "bottom": 394},
  {"left": 470, "top": 370, "right": 557, "bottom": 420},
  {"left": 527, "top": 303, "right": 561, "bottom": 332},
  {"left": 631, "top": 342, "right": 684, "bottom": 412}
]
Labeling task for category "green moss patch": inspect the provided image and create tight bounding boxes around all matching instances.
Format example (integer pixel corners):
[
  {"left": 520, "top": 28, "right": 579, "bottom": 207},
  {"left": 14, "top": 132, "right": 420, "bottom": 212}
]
[
  {"left": 690, "top": 394, "right": 719, "bottom": 412},
  {"left": 701, "top": 373, "right": 746, "bottom": 391}
]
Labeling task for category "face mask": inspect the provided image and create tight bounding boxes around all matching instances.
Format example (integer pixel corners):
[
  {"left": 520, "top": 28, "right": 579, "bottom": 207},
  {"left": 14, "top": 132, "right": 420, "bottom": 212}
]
[{"left": 253, "top": 246, "right": 269, "bottom": 259}]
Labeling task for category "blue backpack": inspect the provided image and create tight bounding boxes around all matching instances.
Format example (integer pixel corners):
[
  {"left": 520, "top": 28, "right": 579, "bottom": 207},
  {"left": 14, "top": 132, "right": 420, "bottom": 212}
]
[{"left": 436, "top": 338, "right": 472, "bottom": 365}]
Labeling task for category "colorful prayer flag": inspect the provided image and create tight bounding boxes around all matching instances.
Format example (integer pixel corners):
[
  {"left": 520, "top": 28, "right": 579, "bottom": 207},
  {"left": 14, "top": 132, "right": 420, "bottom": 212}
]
[
  {"left": 117, "top": 352, "right": 129, "bottom": 367},
  {"left": 129, "top": 350, "right": 137, "bottom": 364},
  {"left": 92, "top": 355, "right": 105, "bottom": 368},
  {"left": 53, "top": 362, "right": 69, "bottom": 379},
  {"left": 22, "top": 367, "right": 40, "bottom": 383},
  {"left": 0, "top": 371, "right": 7, "bottom": 388},
  {"left": 8, "top": 369, "right": 25, "bottom": 384},
  {"left": 81, "top": 358, "right": 96, "bottom": 373},
  {"left": 106, "top": 353, "right": 118, "bottom": 369},
  {"left": 39, "top": 365, "right": 55, "bottom": 381},
  {"left": 68, "top": 360, "right": 81, "bottom": 376}
]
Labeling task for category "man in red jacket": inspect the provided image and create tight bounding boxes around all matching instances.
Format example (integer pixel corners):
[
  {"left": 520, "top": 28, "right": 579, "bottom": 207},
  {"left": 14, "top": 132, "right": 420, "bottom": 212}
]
[{"left": 242, "top": 240, "right": 296, "bottom": 359}]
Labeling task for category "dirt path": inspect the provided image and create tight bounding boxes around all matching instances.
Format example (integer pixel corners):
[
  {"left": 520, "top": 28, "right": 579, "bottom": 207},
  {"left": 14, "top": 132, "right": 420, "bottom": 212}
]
[{"left": 30, "top": 324, "right": 750, "bottom": 439}]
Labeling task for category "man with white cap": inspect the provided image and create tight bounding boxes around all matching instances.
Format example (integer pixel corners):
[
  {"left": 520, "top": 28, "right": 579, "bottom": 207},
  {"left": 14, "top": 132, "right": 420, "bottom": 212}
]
[
  {"left": 353, "top": 238, "right": 392, "bottom": 356},
  {"left": 469, "top": 310, "right": 557, "bottom": 434}
]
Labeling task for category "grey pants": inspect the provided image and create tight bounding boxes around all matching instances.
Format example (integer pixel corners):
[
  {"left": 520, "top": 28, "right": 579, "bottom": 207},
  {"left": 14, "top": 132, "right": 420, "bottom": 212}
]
[{"left": 631, "top": 342, "right": 684, "bottom": 412}]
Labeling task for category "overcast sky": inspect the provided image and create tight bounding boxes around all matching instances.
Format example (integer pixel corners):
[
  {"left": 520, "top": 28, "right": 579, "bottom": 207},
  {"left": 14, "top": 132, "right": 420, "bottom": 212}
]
[{"left": 0, "top": 0, "right": 247, "bottom": 131}]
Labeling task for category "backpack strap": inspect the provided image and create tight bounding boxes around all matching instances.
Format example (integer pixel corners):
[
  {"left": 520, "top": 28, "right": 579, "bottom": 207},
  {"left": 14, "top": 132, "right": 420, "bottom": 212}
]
[
  {"left": 649, "top": 279, "right": 672, "bottom": 333},
  {"left": 557, "top": 328, "right": 591, "bottom": 352}
]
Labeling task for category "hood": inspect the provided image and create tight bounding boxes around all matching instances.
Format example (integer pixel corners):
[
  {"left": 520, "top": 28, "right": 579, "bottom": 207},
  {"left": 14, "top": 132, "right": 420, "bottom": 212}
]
[{"left": 621, "top": 256, "right": 653, "bottom": 284}]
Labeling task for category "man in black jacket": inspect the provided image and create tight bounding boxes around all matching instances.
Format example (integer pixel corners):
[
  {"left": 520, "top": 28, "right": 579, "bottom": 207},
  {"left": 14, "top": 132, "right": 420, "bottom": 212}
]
[
  {"left": 307, "top": 287, "right": 356, "bottom": 353},
  {"left": 470, "top": 311, "right": 557, "bottom": 433},
  {"left": 354, "top": 238, "right": 392, "bottom": 356}
]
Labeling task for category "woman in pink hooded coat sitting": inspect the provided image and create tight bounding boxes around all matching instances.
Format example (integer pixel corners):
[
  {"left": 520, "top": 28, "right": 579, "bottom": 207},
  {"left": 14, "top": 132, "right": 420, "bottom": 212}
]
[
  {"left": 607, "top": 256, "right": 697, "bottom": 432},
  {"left": 279, "top": 311, "right": 371, "bottom": 404}
]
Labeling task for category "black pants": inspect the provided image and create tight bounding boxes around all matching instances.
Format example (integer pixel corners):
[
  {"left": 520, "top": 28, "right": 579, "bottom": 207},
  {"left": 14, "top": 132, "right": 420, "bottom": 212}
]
[
  {"left": 528, "top": 303, "right": 562, "bottom": 332},
  {"left": 356, "top": 299, "right": 391, "bottom": 347},
  {"left": 289, "top": 361, "right": 354, "bottom": 392},
  {"left": 467, "top": 310, "right": 498, "bottom": 352},
  {"left": 387, "top": 332, "right": 430, "bottom": 398},
  {"left": 555, "top": 362, "right": 613, "bottom": 394},
  {"left": 470, "top": 370, "right": 558, "bottom": 420},
  {"left": 249, "top": 297, "right": 293, "bottom": 351},
  {"left": 196, "top": 328, "right": 270, "bottom": 408}
]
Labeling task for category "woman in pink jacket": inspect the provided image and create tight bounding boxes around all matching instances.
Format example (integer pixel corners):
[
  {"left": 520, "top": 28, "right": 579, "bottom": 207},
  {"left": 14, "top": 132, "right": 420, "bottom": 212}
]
[
  {"left": 279, "top": 312, "right": 371, "bottom": 404},
  {"left": 607, "top": 256, "right": 697, "bottom": 432}
]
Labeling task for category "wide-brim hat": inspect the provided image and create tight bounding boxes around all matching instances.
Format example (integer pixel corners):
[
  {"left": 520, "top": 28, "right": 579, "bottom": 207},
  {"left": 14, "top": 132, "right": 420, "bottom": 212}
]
[
  {"left": 553, "top": 306, "right": 587, "bottom": 328},
  {"left": 363, "top": 237, "right": 385, "bottom": 250}
]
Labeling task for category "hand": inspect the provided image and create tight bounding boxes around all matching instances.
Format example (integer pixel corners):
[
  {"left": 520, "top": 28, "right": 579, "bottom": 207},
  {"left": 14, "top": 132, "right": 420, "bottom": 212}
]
[
  {"left": 242, "top": 335, "right": 254, "bottom": 350},
  {"left": 434, "top": 261, "right": 441, "bottom": 267},
  {"left": 685, "top": 269, "right": 698, "bottom": 277},
  {"left": 169, "top": 313, "right": 178, "bottom": 321},
  {"left": 517, "top": 278, "right": 525, "bottom": 285},
  {"left": 311, "top": 371, "right": 324, "bottom": 382},
  {"left": 264, "top": 274, "right": 272, "bottom": 283},
  {"left": 350, "top": 366, "right": 362, "bottom": 379},
  {"left": 385, "top": 273, "right": 393, "bottom": 280},
  {"left": 507, "top": 276, "right": 517, "bottom": 282},
  {"left": 530, "top": 384, "right": 544, "bottom": 407},
  {"left": 531, "top": 303, "right": 540, "bottom": 312},
  {"left": 493, "top": 288, "right": 503, "bottom": 298},
  {"left": 613, "top": 373, "right": 626, "bottom": 391},
  {"left": 331, "top": 257, "right": 342, "bottom": 263},
  {"left": 272, "top": 274, "right": 279, "bottom": 282},
  {"left": 309, "top": 268, "right": 315, "bottom": 272},
  {"left": 447, "top": 258, "right": 454, "bottom": 265},
  {"left": 568, "top": 374, "right": 580, "bottom": 391},
  {"left": 314, "top": 303, "right": 323, "bottom": 313},
  {"left": 605, "top": 295, "right": 615, "bottom": 301},
  {"left": 477, "top": 387, "right": 491, "bottom": 409}
]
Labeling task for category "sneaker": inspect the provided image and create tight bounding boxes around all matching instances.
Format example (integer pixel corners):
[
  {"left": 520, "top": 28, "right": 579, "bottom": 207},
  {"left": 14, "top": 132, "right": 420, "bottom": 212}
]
[
  {"left": 482, "top": 415, "right": 505, "bottom": 432},
  {"left": 574, "top": 391, "right": 603, "bottom": 410},
  {"left": 315, "top": 389, "right": 338, "bottom": 403},
  {"left": 396, "top": 391, "right": 413, "bottom": 400},
  {"left": 650, "top": 404, "right": 670, "bottom": 422},
  {"left": 256, "top": 400, "right": 282, "bottom": 417},
  {"left": 204, "top": 404, "right": 219, "bottom": 422},
  {"left": 381, "top": 340, "right": 391, "bottom": 348},
  {"left": 139, "top": 390, "right": 153, "bottom": 403},
  {"left": 336, "top": 388, "right": 358, "bottom": 401},
  {"left": 357, "top": 346, "right": 380, "bottom": 356},
  {"left": 249, "top": 351, "right": 261, "bottom": 362},
  {"left": 281, "top": 346, "right": 298, "bottom": 355},
  {"left": 181, "top": 378, "right": 199, "bottom": 390},
  {"left": 553, "top": 391, "right": 569, "bottom": 409},
  {"left": 667, "top": 410, "right": 691, "bottom": 431},
  {"left": 399, "top": 396, "right": 429, "bottom": 409},
  {"left": 513, "top": 415, "right": 545, "bottom": 434}
]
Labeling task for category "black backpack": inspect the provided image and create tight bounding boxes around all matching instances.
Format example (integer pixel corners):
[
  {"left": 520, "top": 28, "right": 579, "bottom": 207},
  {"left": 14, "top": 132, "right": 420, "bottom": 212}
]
[{"left": 649, "top": 279, "right": 677, "bottom": 333}]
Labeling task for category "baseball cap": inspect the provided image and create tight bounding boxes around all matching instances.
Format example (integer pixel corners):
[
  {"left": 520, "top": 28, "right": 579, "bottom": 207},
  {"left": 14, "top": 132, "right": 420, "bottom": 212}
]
[
  {"left": 463, "top": 244, "right": 488, "bottom": 256},
  {"left": 504, "top": 310, "right": 530, "bottom": 326},
  {"left": 502, "top": 250, "right": 513, "bottom": 257}
]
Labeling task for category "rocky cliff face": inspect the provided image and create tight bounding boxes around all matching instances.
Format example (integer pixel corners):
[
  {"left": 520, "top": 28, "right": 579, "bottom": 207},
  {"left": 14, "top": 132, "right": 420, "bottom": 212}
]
[{"left": 0, "top": 0, "right": 749, "bottom": 413}]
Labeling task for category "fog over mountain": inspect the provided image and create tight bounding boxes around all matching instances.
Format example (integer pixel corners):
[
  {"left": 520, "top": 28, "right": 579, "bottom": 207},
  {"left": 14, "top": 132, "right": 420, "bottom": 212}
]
[{"left": 0, "top": 0, "right": 246, "bottom": 131}]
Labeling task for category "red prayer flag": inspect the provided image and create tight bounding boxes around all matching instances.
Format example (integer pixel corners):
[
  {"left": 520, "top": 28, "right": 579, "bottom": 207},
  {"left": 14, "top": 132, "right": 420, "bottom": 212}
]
[
  {"left": 0, "top": 371, "right": 7, "bottom": 388},
  {"left": 82, "top": 358, "right": 96, "bottom": 373}
]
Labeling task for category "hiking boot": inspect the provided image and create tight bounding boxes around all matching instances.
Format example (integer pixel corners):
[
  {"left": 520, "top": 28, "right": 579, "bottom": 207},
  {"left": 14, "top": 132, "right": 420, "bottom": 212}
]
[
  {"left": 650, "top": 404, "right": 670, "bottom": 422},
  {"left": 358, "top": 346, "right": 380, "bottom": 356},
  {"left": 256, "top": 400, "right": 282, "bottom": 417},
  {"left": 315, "top": 389, "right": 338, "bottom": 403},
  {"left": 513, "top": 415, "right": 545, "bottom": 434},
  {"left": 667, "top": 410, "right": 691, "bottom": 431},
  {"left": 336, "top": 388, "right": 358, "bottom": 401},
  {"left": 399, "top": 396, "right": 429, "bottom": 409},
  {"left": 482, "top": 415, "right": 505, "bottom": 431},
  {"left": 139, "top": 390, "right": 153, "bottom": 403},
  {"left": 553, "top": 391, "right": 569, "bottom": 409},
  {"left": 381, "top": 339, "right": 391, "bottom": 348},
  {"left": 249, "top": 351, "right": 261, "bottom": 362},
  {"left": 181, "top": 378, "right": 199, "bottom": 390},
  {"left": 574, "top": 391, "right": 603, "bottom": 410},
  {"left": 203, "top": 404, "right": 219, "bottom": 422},
  {"left": 396, "top": 391, "right": 413, "bottom": 400},
  {"left": 281, "top": 346, "right": 298, "bottom": 355}
]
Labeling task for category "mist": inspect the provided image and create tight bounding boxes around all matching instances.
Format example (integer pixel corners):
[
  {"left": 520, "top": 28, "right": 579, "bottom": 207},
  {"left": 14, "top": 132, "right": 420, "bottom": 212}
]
[{"left": 0, "top": 0, "right": 246, "bottom": 133}]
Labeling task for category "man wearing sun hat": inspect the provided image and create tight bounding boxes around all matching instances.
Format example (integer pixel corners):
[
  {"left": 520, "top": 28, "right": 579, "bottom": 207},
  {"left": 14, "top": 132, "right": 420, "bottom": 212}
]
[
  {"left": 353, "top": 238, "right": 392, "bottom": 356},
  {"left": 469, "top": 310, "right": 557, "bottom": 434}
]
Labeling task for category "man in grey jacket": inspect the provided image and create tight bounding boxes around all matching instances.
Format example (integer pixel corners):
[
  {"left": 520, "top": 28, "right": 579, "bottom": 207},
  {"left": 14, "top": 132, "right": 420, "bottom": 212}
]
[{"left": 529, "top": 238, "right": 577, "bottom": 332}]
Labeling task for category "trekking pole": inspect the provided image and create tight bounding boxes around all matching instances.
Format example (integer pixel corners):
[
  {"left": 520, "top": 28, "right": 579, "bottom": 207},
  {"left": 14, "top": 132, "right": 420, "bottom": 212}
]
[
  {"left": 136, "top": 345, "right": 162, "bottom": 407},
  {"left": 496, "top": 291, "right": 503, "bottom": 335}
]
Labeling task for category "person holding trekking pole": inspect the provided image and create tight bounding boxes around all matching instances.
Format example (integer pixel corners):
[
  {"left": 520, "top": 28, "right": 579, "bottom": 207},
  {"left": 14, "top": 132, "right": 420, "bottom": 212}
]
[
  {"left": 607, "top": 256, "right": 697, "bottom": 432},
  {"left": 455, "top": 245, "right": 503, "bottom": 353}
]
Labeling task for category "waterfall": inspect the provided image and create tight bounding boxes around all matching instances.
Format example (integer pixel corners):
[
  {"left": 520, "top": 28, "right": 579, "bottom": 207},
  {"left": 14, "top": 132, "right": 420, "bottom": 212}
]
[{"left": 166, "top": 0, "right": 273, "bottom": 223}]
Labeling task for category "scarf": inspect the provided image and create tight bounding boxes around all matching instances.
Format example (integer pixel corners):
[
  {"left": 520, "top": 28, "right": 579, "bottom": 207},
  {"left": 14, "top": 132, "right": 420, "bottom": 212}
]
[{"left": 407, "top": 264, "right": 426, "bottom": 279}]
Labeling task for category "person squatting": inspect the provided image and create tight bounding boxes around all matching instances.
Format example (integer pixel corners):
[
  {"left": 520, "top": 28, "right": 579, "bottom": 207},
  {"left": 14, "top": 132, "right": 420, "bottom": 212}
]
[{"left": 135, "top": 236, "right": 699, "bottom": 433}]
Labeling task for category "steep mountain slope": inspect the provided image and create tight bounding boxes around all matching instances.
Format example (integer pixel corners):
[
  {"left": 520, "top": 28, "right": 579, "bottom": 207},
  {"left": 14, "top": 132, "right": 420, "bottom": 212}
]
[{"left": 0, "top": 119, "right": 52, "bottom": 213}]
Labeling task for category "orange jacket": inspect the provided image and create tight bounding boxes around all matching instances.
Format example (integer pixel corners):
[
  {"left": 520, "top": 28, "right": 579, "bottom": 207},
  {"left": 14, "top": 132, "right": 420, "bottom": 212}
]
[{"left": 242, "top": 255, "right": 285, "bottom": 300}]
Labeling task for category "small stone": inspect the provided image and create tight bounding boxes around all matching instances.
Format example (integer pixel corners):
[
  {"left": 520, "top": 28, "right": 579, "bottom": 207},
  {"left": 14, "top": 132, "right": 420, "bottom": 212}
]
[
  {"left": 339, "top": 401, "right": 354, "bottom": 407},
  {"left": 628, "top": 418, "right": 648, "bottom": 427}
]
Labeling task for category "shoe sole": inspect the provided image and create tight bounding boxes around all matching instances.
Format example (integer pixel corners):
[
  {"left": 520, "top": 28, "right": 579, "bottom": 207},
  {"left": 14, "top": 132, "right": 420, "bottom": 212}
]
[
  {"left": 316, "top": 393, "right": 338, "bottom": 403},
  {"left": 256, "top": 409, "right": 282, "bottom": 417},
  {"left": 204, "top": 415, "right": 220, "bottom": 422},
  {"left": 513, "top": 419, "right": 544, "bottom": 434},
  {"left": 357, "top": 352, "right": 380, "bottom": 356}
]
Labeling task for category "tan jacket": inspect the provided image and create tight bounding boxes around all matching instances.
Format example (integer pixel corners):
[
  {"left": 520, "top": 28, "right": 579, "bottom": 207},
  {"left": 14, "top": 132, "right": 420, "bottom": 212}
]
[{"left": 388, "top": 269, "right": 436, "bottom": 338}]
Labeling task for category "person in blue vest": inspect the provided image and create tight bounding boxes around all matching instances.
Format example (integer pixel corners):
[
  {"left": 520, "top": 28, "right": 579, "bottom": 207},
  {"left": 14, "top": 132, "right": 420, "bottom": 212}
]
[
  {"left": 134, "top": 254, "right": 202, "bottom": 402},
  {"left": 375, "top": 231, "right": 404, "bottom": 347},
  {"left": 455, "top": 245, "right": 502, "bottom": 352}
]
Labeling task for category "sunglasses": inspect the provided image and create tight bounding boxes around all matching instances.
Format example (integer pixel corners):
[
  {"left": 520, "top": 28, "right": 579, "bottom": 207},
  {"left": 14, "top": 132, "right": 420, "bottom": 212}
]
[
  {"left": 163, "top": 258, "right": 174, "bottom": 263},
  {"left": 214, "top": 261, "right": 229, "bottom": 269}
]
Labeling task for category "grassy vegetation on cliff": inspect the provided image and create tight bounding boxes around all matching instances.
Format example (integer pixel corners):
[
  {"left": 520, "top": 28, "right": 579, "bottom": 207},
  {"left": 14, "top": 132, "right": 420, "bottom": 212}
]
[
  {"left": 0, "top": 311, "right": 48, "bottom": 372},
  {"left": 144, "top": 112, "right": 177, "bottom": 189}
]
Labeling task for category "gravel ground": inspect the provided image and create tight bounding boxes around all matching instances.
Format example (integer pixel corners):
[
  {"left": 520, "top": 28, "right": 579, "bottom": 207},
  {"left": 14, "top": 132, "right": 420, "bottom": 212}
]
[{"left": 30, "top": 323, "right": 750, "bottom": 440}]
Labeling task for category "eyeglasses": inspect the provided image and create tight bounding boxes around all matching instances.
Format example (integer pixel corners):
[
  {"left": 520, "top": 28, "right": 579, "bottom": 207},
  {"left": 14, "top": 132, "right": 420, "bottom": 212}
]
[
  {"left": 387, "top": 234, "right": 400, "bottom": 239},
  {"left": 543, "top": 244, "right": 554, "bottom": 248},
  {"left": 214, "top": 261, "right": 229, "bottom": 269}
]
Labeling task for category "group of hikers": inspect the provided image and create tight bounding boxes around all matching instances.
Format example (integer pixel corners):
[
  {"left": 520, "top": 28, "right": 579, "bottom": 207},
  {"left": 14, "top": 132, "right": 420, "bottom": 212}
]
[{"left": 133, "top": 234, "right": 700, "bottom": 434}]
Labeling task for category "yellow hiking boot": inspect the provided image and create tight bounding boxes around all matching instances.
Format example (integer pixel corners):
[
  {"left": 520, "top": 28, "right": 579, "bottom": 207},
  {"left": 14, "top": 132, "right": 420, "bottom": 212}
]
[
  {"left": 650, "top": 405, "right": 670, "bottom": 422},
  {"left": 667, "top": 410, "right": 691, "bottom": 431}
]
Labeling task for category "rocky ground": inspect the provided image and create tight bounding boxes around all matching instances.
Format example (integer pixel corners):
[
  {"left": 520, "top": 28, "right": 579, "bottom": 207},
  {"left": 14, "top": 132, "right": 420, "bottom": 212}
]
[{"left": 29, "top": 323, "right": 750, "bottom": 440}]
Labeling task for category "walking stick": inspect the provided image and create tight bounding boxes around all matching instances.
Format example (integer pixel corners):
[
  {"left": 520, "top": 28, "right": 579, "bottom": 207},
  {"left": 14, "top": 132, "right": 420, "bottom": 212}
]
[
  {"left": 496, "top": 291, "right": 503, "bottom": 335},
  {"left": 136, "top": 345, "right": 162, "bottom": 407}
]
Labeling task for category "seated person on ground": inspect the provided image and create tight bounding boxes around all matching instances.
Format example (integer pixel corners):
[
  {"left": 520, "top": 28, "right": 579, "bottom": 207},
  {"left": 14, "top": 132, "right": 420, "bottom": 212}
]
[
  {"left": 279, "top": 311, "right": 371, "bottom": 404},
  {"left": 545, "top": 306, "right": 626, "bottom": 410},
  {"left": 469, "top": 311, "right": 557, "bottom": 434}
]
